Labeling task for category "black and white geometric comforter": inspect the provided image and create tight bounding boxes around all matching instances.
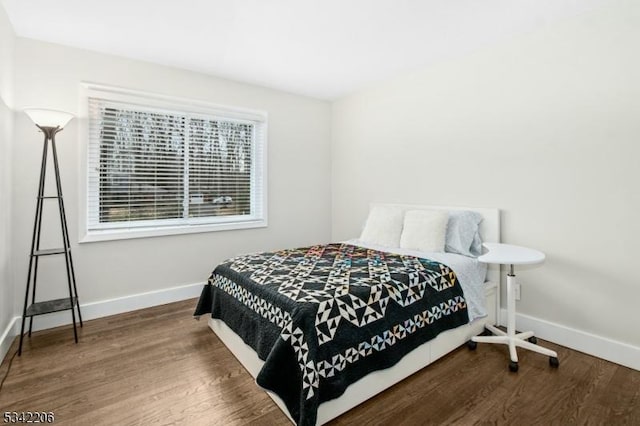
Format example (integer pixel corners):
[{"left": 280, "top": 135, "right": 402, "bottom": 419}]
[{"left": 194, "top": 243, "right": 469, "bottom": 425}]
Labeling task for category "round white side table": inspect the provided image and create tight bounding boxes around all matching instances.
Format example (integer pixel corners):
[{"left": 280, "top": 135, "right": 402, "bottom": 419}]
[{"left": 470, "top": 243, "right": 559, "bottom": 372}]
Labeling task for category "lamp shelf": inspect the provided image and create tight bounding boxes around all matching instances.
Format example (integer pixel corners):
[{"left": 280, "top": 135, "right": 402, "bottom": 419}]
[
  {"left": 26, "top": 297, "right": 78, "bottom": 317},
  {"left": 32, "top": 248, "right": 69, "bottom": 256}
]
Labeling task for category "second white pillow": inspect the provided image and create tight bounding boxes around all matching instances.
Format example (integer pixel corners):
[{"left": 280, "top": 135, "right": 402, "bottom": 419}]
[
  {"left": 360, "top": 206, "right": 405, "bottom": 247},
  {"left": 400, "top": 209, "right": 449, "bottom": 253}
]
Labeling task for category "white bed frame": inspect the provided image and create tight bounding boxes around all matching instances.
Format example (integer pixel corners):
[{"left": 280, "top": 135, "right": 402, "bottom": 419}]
[{"left": 208, "top": 204, "right": 500, "bottom": 425}]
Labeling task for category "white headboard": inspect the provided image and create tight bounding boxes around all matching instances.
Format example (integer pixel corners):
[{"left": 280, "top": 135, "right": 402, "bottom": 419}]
[{"left": 370, "top": 203, "right": 501, "bottom": 285}]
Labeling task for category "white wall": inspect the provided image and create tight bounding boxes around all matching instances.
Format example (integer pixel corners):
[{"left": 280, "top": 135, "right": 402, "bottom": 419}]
[
  {"left": 332, "top": 0, "right": 640, "bottom": 347},
  {"left": 11, "top": 39, "right": 332, "bottom": 315},
  {"left": 0, "top": 4, "right": 15, "bottom": 355}
]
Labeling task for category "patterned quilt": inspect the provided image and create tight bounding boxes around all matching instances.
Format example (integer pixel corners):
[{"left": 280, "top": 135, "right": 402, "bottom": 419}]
[{"left": 194, "top": 243, "right": 469, "bottom": 425}]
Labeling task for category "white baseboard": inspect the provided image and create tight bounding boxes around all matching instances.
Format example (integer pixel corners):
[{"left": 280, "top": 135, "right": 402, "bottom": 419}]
[
  {"left": 0, "top": 316, "right": 19, "bottom": 363},
  {"left": 0, "top": 282, "right": 204, "bottom": 362},
  {"left": 500, "top": 309, "right": 640, "bottom": 371}
]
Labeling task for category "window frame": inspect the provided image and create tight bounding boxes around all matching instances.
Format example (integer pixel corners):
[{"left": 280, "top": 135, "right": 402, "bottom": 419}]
[{"left": 78, "top": 83, "right": 268, "bottom": 243}]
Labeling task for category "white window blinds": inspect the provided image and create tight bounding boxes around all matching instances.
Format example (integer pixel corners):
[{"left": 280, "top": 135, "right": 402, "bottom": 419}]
[{"left": 87, "top": 97, "right": 266, "bottom": 233}]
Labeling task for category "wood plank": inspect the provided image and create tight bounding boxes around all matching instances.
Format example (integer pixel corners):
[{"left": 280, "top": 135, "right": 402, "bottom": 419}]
[{"left": 1, "top": 299, "right": 638, "bottom": 425}]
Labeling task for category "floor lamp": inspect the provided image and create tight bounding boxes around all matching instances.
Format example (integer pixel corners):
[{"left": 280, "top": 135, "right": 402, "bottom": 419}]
[{"left": 18, "top": 108, "right": 83, "bottom": 356}]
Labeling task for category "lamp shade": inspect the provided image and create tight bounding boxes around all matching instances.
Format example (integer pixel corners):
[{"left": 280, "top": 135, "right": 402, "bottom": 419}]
[{"left": 24, "top": 108, "right": 75, "bottom": 128}]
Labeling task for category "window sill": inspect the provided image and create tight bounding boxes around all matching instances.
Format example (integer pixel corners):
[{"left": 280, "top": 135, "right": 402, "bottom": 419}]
[{"left": 79, "top": 220, "right": 267, "bottom": 243}]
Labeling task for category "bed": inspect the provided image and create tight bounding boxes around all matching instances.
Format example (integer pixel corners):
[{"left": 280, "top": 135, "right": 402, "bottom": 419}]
[{"left": 194, "top": 204, "right": 500, "bottom": 425}]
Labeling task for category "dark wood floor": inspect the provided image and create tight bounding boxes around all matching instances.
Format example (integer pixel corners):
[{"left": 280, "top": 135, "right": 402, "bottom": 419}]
[{"left": 1, "top": 299, "right": 638, "bottom": 425}]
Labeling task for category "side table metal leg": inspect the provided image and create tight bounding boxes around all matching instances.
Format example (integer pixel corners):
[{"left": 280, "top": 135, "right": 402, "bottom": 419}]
[{"left": 506, "top": 267, "right": 517, "bottom": 363}]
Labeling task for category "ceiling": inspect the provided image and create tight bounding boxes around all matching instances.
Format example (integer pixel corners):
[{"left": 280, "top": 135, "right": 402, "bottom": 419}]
[{"left": 1, "top": 0, "right": 608, "bottom": 100}]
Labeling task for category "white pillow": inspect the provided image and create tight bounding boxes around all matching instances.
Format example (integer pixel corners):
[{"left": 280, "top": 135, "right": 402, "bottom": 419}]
[
  {"left": 400, "top": 209, "right": 449, "bottom": 253},
  {"left": 360, "top": 206, "right": 405, "bottom": 247}
]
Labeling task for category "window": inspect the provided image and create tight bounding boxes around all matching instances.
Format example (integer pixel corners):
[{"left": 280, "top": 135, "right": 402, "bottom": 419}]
[{"left": 84, "top": 87, "right": 267, "bottom": 240}]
